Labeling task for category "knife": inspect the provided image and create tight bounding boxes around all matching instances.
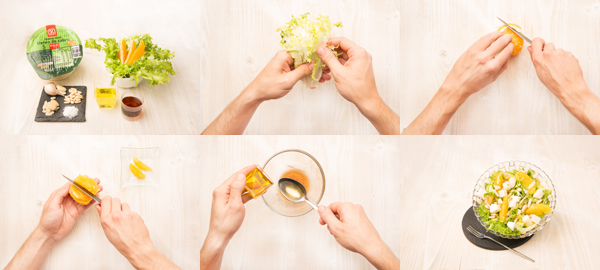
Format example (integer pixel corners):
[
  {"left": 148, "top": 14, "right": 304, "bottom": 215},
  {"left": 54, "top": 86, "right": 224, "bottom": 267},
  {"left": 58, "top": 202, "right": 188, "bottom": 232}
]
[
  {"left": 62, "top": 174, "right": 102, "bottom": 204},
  {"left": 497, "top": 17, "right": 532, "bottom": 44}
]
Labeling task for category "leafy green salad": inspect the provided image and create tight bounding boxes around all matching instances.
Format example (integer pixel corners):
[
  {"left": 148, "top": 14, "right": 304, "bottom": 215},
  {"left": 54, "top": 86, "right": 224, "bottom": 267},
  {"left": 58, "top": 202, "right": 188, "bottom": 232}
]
[
  {"left": 85, "top": 34, "right": 175, "bottom": 87},
  {"left": 277, "top": 13, "right": 342, "bottom": 88},
  {"left": 476, "top": 168, "right": 552, "bottom": 236}
]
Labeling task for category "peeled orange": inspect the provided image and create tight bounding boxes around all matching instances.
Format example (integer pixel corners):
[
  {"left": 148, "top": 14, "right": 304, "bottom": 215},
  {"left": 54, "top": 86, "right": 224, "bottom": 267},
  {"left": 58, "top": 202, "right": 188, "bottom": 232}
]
[
  {"left": 130, "top": 163, "right": 146, "bottom": 179},
  {"left": 68, "top": 175, "right": 99, "bottom": 205},
  {"left": 133, "top": 157, "right": 152, "bottom": 171},
  {"left": 498, "top": 23, "right": 524, "bottom": 56},
  {"left": 525, "top": 204, "right": 552, "bottom": 216}
]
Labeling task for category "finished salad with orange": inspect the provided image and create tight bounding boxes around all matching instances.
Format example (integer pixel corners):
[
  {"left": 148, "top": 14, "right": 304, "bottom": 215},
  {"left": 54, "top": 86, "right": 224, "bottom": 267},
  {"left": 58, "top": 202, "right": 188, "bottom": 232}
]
[{"left": 477, "top": 168, "right": 552, "bottom": 236}]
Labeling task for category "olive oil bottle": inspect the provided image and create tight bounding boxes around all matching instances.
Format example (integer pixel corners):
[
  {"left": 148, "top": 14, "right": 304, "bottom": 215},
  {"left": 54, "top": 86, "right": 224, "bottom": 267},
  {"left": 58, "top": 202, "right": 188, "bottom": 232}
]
[
  {"left": 245, "top": 166, "right": 273, "bottom": 198},
  {"left": 95, "top": 87, "right": 117, "bottom": 108}
]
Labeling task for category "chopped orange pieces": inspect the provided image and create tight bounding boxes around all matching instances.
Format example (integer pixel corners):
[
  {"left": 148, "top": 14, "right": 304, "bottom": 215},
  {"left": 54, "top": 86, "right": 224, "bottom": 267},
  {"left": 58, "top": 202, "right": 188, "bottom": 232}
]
[
  {"left": 499, "top": 196, "right": 510, "bottom": 222},
  {"left": 129, "top": 163, "right": 146, "bottom": 179}
]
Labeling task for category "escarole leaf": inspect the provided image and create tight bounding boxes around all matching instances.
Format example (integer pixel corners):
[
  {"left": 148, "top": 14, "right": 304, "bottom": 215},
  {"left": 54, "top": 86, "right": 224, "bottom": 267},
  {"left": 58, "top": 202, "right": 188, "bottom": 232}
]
[{"left": 277, "top": 13, "right": 342, "bottom": 88}]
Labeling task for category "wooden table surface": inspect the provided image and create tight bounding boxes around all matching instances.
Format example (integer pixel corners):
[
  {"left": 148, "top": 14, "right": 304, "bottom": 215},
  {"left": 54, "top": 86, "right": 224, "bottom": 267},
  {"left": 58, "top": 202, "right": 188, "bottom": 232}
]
[
  {"left": 1, "top": 136, "right": 599, "bottom": 269},
  {"left": 0, "top": 0, "right": 202, "bottom": 135},
  {"left": 201, "top": 0, "right": 600, "bottom": 134}
]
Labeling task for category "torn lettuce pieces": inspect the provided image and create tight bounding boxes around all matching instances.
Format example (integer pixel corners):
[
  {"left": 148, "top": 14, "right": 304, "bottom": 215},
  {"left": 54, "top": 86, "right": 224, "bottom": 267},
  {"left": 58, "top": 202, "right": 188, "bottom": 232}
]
[{"left": 277, "top": 13, "right": 342, "bottom": 88}]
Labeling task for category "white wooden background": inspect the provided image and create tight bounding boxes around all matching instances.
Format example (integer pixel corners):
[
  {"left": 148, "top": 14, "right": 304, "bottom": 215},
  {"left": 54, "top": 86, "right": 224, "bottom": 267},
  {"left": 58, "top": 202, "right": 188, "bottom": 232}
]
[
  {"left": 200, "top": 0, "right": 402, "bottom": 134},
  {"left": 0, "top": 136, "right": 402, "bottom": 269},
  {"left": 0, "top": 0, "right": 202, "bottom": 135},
  {"left": 201, "top": 0, "right": 600, "bottom": 134}
]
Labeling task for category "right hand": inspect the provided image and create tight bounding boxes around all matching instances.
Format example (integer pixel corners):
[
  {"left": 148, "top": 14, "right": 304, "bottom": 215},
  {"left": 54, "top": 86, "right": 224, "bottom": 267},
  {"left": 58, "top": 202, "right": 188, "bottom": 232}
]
[
  {"left": 441, "top": 31, "right": 514, "bottom": 98},
  {"left": 246, "top": 51, "right": 331, "bottom": 102},
  {"left": 318, "top": 202, "right": 385, "bottom": 255},
  {"left": 96, "top": 196, "right": 156, "bottom": 262},
  {"left": 316, "top": 38, "right": 383, "bottom": 112},
  {"left": 206, "top": 165, "right": 256, "bottom": 245},
  {"left": 527, "top": 37, "right": 589, "bottom": 101}
]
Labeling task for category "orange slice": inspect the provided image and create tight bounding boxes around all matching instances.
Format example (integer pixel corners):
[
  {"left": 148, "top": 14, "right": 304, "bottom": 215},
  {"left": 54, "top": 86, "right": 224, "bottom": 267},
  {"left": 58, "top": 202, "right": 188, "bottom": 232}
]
[
  {"left": 119, "top": 39, "right": 127, "bottom": 63},
  {"left": 126, "top": 40, "right": 145, "bottom": 65},
  {"left": 498, "top": 23, "right": 524, "bottom": 56},
  {"left": 130, "top": 163, "right": 146, "bottom": 179},
  {"left": 68, "top": 175, "right": 99, "bottom": 205},
  {"left": 133, "top": 157, "right": 152, "bottom": 171},
  {"left": 525, "top": 204, "right": 551, "bottom": 216},
  {"left": 499, "top": 196, "right": 510, "bottom": 222},
  {"left": 515, "top": 171, "right": 537, "bottom": 194},
  {"left": 124, "top": 40, "right": 136, "bottom": 65}
]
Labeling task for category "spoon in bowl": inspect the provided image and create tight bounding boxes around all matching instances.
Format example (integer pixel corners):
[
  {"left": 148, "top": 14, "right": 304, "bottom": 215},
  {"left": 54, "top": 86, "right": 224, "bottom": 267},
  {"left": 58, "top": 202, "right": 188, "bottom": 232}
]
[{"left": 278, "top": 177, "right": 318, "bottom": 210}]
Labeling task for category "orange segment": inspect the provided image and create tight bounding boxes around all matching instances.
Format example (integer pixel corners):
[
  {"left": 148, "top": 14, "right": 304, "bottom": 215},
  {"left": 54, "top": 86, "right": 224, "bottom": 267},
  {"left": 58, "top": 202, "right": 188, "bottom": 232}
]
[
  {"left": 515, "top": 171, "right": 537, "bottom": 194},
  {"left": 133, "top": 157, "right": 152, "bottom": 171},
  {"left": 498, "top": 23, "right": 524, "bottom": 56},
  {"left": 499, "top": 196, "right": 510, "bottom": 222},
  {"left": 494, "top": 173, "right": 505, "bottom": 188},
  {"left": 124, "top": 40, "right": 137, "bottom": 65},
  {"left": 119, "top": 39, "right": 127, "bottom": 63},
  {"left": 68, "top": 175, "right": 99, "bottom": 205},
  {"left": 126, "top": 40, "right": 145, "bottom": 65},
  {"left": 130, "top": 163, "right": 146, "bottom": 179},
  {"left": 525, "top": 204, "right": 552, "bottom": 216}
]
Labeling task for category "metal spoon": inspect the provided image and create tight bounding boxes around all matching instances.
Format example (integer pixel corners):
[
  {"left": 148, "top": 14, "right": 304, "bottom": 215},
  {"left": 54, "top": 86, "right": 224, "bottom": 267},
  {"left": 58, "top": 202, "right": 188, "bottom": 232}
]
[{"left": 278, "top": 177, "right": 318, "bottom": 210}]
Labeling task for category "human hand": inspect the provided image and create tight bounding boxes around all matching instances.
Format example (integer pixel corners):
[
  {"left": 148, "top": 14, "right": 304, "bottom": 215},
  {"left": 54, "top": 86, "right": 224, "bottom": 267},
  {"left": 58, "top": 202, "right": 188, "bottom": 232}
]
[
  {"left": 318, "top": 202, "right": 384, "bottom": 255},
  {"left": 245, "top": 51, "right": 331, "bottom": 102},
  {"left": 527, "top": 38, "right": 590, "bottom": 102},
  {"left": 318, "top": 202, "right": 399, "bottom": 269},
  {"left": 37, "top": 178, "right": 103, "bottom": 243},
  {"left": 316, "top": 38, "right": 382, "bottom": 112},
  {"left": 96, "top": 197, "right": 179, "bottom": 269},
  {"left": 441, "top": 31, "right": 514, "bottom": 98},
  {"left": 206, "top": 165, "right": 255, "bottom": 245}
]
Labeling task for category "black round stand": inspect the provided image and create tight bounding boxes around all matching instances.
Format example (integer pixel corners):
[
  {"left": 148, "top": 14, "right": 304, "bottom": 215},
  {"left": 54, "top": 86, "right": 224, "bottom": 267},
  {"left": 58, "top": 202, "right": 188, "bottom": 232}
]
[{"left": 462, "top": 207, "right": 533, "bottom": 250}]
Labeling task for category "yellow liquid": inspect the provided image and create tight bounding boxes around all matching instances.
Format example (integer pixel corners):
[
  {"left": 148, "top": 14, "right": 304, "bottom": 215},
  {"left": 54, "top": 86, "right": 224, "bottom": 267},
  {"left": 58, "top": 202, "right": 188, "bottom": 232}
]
[
  {"left": 95, "top": 87, "right": 117, "bottom": 108},
  {"left": 280, "top": 169, "right": 309, "bottom": 201},
  {"left": 245, "top": 166, "right": 273, "bottom": 198}
]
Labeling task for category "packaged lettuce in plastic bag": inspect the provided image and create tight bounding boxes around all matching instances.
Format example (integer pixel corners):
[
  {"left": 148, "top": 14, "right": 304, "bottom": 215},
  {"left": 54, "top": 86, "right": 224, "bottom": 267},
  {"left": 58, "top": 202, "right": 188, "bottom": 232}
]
[{"left": 26, "top": 25, "right": 83, "bottom": 81}]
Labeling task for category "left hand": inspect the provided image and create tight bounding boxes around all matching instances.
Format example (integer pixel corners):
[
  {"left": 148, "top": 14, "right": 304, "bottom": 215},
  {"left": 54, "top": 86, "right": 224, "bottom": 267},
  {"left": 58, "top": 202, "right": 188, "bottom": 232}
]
[
  {"left": 37, "top": 178, "right": 103, "bottom": 242},
  {"left": 246, "top": 51, "right": 331, "bottom": 102}
]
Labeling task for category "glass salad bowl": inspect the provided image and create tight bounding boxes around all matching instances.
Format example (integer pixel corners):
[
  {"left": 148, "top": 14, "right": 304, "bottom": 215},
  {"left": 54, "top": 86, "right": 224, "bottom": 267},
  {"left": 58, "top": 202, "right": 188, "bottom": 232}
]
[
  {"left": 261, "top": 149, "right": 325, "bottom": 217},
  {"left": 472, "top": 161, "right": 557, "bottom": 239}
]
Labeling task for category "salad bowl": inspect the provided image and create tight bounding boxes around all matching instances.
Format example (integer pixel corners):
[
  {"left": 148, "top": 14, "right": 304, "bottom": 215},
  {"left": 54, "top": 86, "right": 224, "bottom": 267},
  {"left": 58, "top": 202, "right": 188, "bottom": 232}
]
[{"left": 472, "top": 161, "right": 556, "bottom": 239}]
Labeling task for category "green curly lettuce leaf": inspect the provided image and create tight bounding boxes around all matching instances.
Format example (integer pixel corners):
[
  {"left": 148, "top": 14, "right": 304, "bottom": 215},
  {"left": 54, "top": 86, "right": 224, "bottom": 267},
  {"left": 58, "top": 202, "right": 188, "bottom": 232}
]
[{"left": 277, "top": 13, "right": 342, "bottom": 88}]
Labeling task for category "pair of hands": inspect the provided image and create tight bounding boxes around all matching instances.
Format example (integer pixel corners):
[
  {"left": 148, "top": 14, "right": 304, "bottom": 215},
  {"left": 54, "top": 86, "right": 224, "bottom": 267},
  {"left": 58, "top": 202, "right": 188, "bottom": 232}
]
[
  {"left": 444, "top": 31, "right": 589, "bottom": 102},
  {"left": 37, "top": 180, "right": 177, "bottom": 269},
  {"left": 202, "top": 165, "right": 398, "bottom": 269},
  {"left": 404, "top": 31, "right": 596, "bottom": 134},
  {"left": 246, "top": 38, "right": 380, "bottom": 111}
]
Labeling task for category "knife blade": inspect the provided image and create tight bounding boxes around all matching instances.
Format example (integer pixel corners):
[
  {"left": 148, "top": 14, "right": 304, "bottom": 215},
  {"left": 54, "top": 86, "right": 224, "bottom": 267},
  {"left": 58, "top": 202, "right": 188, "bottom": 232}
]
[
  {"left": 497, "top": 17, "right": 532, "bottom": 44},
  {"left": 62, "top": 174, "right": 102, "bottom": 204}
]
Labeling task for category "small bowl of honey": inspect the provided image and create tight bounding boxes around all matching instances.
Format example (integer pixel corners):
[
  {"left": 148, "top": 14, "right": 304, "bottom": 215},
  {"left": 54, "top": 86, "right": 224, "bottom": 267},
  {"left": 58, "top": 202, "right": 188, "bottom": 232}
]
[{"left": 261, "top": 149, "right": 325, "bottom": 217}]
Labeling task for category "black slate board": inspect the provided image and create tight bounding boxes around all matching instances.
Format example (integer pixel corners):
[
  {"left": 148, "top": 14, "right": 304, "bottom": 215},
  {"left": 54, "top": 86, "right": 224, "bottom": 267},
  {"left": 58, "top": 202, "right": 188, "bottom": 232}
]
[
  {"left": 34, "top": 86, "right": 86, "bottom": 122},
  {"left": 462, "top": 207, "right": 533, "bottom": 250}
]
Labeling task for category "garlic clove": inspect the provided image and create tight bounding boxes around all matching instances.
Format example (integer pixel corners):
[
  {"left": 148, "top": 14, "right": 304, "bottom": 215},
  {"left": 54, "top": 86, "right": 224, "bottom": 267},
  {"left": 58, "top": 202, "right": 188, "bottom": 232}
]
[{"left": 44, "top": 83, "right": 58, "bottom": 96}]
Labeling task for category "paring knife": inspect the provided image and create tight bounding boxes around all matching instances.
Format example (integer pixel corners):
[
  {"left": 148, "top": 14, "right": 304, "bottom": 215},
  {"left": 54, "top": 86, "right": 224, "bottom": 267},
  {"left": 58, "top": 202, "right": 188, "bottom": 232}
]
[
  {"left": 497, "top": 17, "right": 532, "bottom": 44},
  {"left": 62, "top": 174, "right": 102, "bottom": 204}
]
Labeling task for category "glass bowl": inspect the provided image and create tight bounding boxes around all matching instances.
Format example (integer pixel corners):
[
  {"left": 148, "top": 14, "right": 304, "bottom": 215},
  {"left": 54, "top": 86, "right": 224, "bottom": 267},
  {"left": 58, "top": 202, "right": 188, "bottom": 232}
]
[
  {"left": 262, "top": 149, "right": 325, "bottom": 217},
  {"left": 472, "top": 161, "right": 557, "bottom": 239},
  {"left": 120, "top": 147, "right": 160, "bottom": 188}
]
